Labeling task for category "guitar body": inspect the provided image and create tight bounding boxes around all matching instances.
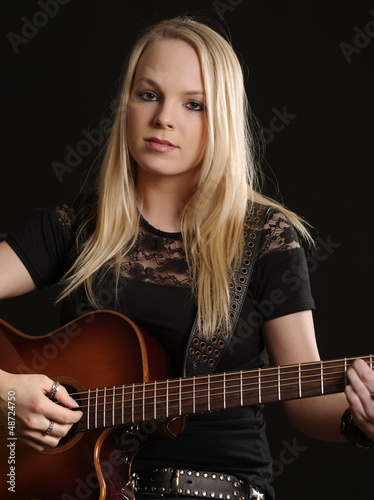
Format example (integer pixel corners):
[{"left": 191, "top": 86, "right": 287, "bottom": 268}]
[{"left": 0, "top": 310, "right": 180, "bottom": 500}]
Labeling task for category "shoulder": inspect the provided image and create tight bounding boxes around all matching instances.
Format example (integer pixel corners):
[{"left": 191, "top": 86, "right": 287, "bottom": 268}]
[
  {"left": 54, "top": 192, "right": 96, "bottom": 240},
  {"left": 55, "top": 203, "right": 77, "bottom": 238},
  {"left": 258, "top": 208, "right": 301, "bottom": 260}
]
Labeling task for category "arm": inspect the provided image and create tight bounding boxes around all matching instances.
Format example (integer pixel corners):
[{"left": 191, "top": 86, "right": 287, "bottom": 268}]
[
  {"left": 0, "top": 241, "right": 83, "bottom": 449},
  {"left": 0, "top": 241, "right": 37, "bottom": 298},
  {"left": 262, "top": 310, "right": 374, "bottom": 442}
]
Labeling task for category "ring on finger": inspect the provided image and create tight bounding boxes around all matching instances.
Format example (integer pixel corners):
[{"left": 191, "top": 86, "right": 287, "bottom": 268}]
[
  {"left": 48, "top": 381, "right": 60, "bottom": 400},
  {"left": 45, "top": 419, "right": 54, "bottom": 436}
]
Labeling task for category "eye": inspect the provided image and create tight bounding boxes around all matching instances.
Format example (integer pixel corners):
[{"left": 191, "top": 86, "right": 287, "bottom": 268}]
[
  {"left": 185, "top": 101, "right": 205, "bottom": 112},
  {"left": 138, "top": 91, "right": 158, "bottom": 102}
]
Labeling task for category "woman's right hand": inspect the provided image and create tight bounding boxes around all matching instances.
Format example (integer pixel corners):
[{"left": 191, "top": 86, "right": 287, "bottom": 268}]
[{"left": 0, "top": 370, "right": 83, "bottom": 452}]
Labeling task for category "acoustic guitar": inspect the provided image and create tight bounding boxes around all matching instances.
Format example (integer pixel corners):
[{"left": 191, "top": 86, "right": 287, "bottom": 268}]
[{"left": 0, "top": 310, "right": 372, "bottom": 500}]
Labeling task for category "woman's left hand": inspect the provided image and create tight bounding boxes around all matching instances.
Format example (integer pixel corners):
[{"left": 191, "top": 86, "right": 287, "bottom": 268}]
[{"left": 345, "top": 358, "right": 374, "bottom": 441}]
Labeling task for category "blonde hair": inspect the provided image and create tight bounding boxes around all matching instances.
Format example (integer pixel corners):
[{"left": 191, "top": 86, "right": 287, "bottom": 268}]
[{"left": 58, "top": 16, "right": 311, "bottom": 337}]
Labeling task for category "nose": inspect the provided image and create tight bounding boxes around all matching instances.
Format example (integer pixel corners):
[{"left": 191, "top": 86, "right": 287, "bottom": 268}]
[{"left": 152, "top": 100, "right": 175, "bottom": 130}]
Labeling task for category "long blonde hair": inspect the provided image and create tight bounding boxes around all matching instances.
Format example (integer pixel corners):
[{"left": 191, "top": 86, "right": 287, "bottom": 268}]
[{"left": 58, "top": 16, "right": 311, "bottom": 337}]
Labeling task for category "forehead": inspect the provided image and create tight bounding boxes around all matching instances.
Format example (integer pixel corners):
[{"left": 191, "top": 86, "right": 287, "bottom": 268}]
[{"left": 133, "top": 39, "right": 204, "bottom": 90}]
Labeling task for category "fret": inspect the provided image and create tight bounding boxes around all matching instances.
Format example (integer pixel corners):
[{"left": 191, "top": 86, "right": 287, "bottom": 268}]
[
  {"left": 277, "top": 366, "right": 281, "bottom": 401},
  {"left": 223, "top": 373, "right": 226, "bottom": 410},
  {"left": 166, "top": 380, "right": 169, "bottom": 417},
  {"left": 298, "top": 363, "right": 302, "bottom": 398},
  {"left": 240, "top": 371, "right": 243, "bottom": 406},
  {"left": 142, "top": 383, "right": 145, "bottom": 421},
  {"left": 103, "top": 387, "right": 106, "bottom": 427},
  {"left": 87, "top": 389, "right": 91, "bottom": 430},
  {"left": 258, "top": 368, "right": 261, "bottom": 404},
  {"left": 179, "top": 378, "right": 182, "bottom": 415},
  {"left": 131, "top": 384, "right": 135, "bottom": 423},
  {"left": 121, "top": 385, "right": 125, "bottom": 424},
  {"left": 320, "top": 363, "right": 324, "bottom": 395},
  {"left": 153, "top": 381, "right": 157, "bottom": 420},
  {"left": 370, "top": 355, "right": 373, "bottom": 370},
  {"left": 344, "top": 358, "right": 348, "bottom": 386},
  {"left": 95, "top": 388, "right": 98, "bottom": 429}
]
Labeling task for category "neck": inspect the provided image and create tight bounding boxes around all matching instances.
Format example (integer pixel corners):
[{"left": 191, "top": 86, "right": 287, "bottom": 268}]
[{"left": 136, "top": 170, "right": 197, "bottom": 233}]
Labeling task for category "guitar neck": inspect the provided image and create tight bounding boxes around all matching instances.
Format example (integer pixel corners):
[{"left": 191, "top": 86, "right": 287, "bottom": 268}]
[{"left": 75, "top": 355, "right": 373, "bottom": 433}]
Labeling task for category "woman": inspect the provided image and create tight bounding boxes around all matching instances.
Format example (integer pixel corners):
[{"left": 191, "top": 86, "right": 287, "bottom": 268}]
[{"left": 0, "top": 16, "right": 373, "bottom": 499}]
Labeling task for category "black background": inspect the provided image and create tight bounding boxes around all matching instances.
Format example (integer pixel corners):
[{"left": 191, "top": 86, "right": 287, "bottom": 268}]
[{"left": 1, "top": 1, "right": 373, "bottom": 498}]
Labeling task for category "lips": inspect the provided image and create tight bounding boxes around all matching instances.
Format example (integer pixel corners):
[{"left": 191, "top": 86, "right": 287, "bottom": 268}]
[{"left": 144, "top": 137, "right": 178, "bottom": 152}]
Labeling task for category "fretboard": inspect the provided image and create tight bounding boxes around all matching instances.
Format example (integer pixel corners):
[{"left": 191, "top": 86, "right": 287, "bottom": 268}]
[{"left": 74, "top": 355, "right": 373, "bottom": 433}]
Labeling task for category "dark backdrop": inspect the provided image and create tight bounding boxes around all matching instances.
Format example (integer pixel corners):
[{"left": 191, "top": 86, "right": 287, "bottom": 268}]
[{"left": 2, "top": 1, "right": 373, "bottom": 498}]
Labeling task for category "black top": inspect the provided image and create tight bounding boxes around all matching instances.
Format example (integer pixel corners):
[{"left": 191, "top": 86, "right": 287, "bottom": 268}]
[{"left": 6, "top": 202, "right": 315, "bottom": 499}]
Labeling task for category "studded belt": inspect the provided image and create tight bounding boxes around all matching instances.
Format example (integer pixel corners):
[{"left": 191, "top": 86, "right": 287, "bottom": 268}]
[{"left": 132, "top": 468, "right": 265, "bottom": 500}]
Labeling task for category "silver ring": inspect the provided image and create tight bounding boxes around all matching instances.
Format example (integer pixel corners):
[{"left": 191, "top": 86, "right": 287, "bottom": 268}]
[
  {"left": 45, "top": 419, "right": 54, "bottom": 436},
  {"left": 48, "top": 381, "right": 60, "bottom": 399}
]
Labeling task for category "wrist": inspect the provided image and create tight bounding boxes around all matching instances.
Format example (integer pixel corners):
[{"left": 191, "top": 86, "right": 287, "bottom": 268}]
[{"left": 340, "top": 407, "right": 374, "bottom": 449}]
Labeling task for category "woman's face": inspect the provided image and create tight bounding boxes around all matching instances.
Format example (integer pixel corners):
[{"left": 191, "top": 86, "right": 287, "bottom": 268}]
[{"left": 127, "top": 39, "right": 207, "bottom": 185}]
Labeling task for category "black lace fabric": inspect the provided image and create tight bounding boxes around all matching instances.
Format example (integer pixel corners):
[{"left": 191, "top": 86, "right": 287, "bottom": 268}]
[
  {"left": 257, "top": 210, "right": 301, "bottom": 260},
  {"left": 120, "top": 218, "right": 190, "bottom": 287},
  {"left": 55, "top": 206, "right": 300, "bottom": 288},
  {"left": 55, "top": 204, "right": 76, "bottom": 238}
]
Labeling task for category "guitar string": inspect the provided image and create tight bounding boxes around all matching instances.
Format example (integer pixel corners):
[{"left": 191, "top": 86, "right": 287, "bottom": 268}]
[
  {"left": 69, "top": 362, "right": 374, "bottom": 429},
  {"left": 64, "top": 355, "right": 372, "bottom": 404},
  {"left": 60, "top": 368, "right": 351, "bottom": 417}
]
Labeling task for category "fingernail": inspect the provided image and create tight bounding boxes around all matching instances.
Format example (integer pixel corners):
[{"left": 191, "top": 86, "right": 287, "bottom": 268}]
[{"left": 69, "top": 396, "right": 79, "bottom": 407}]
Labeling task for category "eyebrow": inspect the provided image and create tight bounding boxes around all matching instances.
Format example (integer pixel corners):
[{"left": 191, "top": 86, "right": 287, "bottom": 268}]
[{"left": 135, "top": 77, "right": 205, "bottom": 97}]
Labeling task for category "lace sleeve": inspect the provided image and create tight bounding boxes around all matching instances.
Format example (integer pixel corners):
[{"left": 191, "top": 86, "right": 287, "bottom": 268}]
[
  {"left": 257, "top": 210, "right": 301, "bottom": 260},
  {"left": 55, "top": 203, "right": 76, "bottom": 239}
]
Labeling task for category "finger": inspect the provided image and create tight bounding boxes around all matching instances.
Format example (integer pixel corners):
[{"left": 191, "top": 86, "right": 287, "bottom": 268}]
[
  {"left": 346, "top": 365, "right": 374, "bottom": 419},
  {"left": 52, "top": 382, "right": 81, "bottom": 409},
  {"left": 22, "top": 429, "right": 62, "bottom": 451},
  {"left": 46, "top": 400, "right": 83, "bottom": 425},
  {"left": 351, "top": 358, "right": 374, "bottom": 384}
]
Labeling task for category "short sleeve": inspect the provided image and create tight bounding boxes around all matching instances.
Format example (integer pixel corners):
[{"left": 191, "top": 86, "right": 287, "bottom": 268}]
[
  {"left": 252, "top": 210, "right": 315, "bottom": 321},
  {"left": 5, "top": 206, "right": 75, "bottom": 289}
]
